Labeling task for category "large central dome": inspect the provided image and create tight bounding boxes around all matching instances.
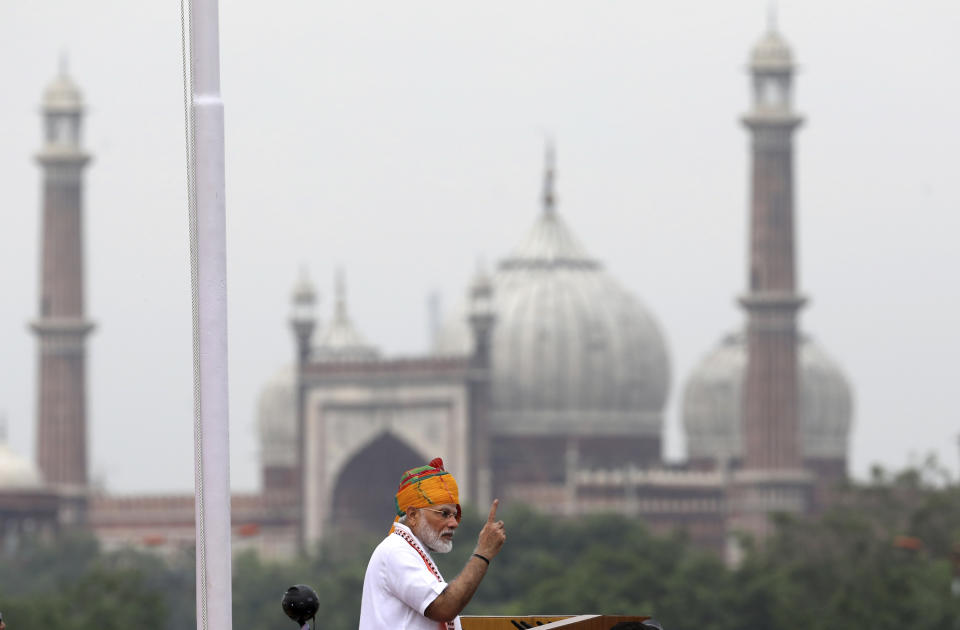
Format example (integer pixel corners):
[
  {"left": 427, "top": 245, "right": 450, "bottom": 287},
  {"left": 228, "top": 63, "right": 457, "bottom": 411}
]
[{"left": 436, "top": 151, "right": 670, "bottom": 440}]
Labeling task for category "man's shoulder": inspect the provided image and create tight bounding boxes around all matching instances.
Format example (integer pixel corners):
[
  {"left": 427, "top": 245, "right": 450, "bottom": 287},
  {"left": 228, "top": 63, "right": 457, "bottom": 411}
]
[
  {"left": 370, "top": 530, "right": 425, "bottom": 567},
  {"left": 366, "top": 531, "right": 430, "bottom": 591},
  {"left": 370, "top": 531, "right": 409, "bottom": 560}
]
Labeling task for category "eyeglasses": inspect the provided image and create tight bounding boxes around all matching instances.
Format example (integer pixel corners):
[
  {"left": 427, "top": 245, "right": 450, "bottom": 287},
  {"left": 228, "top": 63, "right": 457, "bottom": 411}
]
[{"left": 420, "top": 507, "right": 459, "bottom": 521}]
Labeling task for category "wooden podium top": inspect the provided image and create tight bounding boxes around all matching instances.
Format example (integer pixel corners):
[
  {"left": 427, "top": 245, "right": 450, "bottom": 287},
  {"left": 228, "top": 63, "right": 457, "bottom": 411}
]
[{"left": 461, "top": 615, "right": 650, "bottom": 630}]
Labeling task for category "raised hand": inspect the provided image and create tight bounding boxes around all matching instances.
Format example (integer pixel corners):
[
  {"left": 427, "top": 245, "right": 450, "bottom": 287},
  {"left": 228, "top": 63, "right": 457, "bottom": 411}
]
[{"left": 475, "top": 498, "right": 506, "bottom": 559}]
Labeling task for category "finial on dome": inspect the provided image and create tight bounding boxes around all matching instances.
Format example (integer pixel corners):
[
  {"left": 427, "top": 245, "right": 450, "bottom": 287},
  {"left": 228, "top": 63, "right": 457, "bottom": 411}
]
[
  {"left": 0, "top": 413, "right": 7, "bottom": 443},
  {"left": 767, "top": 0, "right": 778, "bottom": 32},
  {"left": 59, "top": 51, "right": 69, "bottom": 77},
  {"left": 334, "top": 267, "right": 348, "bottom": 323},
  {"left": 542, "top": 138, "right": 557, "bottom": 216}
]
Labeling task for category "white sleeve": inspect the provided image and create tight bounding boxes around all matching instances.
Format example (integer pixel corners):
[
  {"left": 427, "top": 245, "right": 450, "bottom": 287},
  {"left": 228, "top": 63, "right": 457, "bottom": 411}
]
[{"left": 384, "top": 546, "right": 449, "bottom": 615}]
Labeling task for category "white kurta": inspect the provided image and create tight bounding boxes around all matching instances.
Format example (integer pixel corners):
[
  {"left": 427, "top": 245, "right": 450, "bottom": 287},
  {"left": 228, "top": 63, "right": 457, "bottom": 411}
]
[{"left": 358, "top": 523, "right": 462, "bottom": 630}]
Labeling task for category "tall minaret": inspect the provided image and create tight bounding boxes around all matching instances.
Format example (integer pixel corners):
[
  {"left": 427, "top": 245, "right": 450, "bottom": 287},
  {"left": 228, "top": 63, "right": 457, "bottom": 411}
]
[
  {"left": 726, "top": 24, "right": 812, "bottom": 550},
  {"left": 31, "top": 65, "right": 94, "bottom": 491},
  {"left": 738, "top": 25, "right": 806, "bottom": 471}
]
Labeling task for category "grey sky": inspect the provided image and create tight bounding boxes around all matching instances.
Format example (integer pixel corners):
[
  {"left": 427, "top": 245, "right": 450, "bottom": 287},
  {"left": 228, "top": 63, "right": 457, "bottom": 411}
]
[{"left": 1, "top": 1, "right": 957, "bottom": 493}]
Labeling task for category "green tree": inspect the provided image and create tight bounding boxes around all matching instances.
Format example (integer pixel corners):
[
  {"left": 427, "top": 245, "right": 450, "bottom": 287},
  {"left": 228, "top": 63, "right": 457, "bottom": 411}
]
[{"left": 5, "top": 462, "right": 960, "bottom": 630}]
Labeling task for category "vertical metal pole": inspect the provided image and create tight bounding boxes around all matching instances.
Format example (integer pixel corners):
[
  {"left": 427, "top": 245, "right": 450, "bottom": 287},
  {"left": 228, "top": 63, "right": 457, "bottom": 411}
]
[{"left": 189, "top": 1, "right": 232, "bottom": 630}]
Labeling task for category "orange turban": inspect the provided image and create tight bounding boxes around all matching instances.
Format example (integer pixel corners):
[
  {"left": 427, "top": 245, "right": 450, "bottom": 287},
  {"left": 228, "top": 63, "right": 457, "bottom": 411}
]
[{"left": 392, "top": 457, "right": 461, "bottom": 530}]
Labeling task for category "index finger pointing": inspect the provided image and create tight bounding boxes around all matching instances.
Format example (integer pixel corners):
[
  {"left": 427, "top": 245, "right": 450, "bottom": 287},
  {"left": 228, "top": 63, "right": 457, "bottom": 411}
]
[{"left": 487, "top": 498, "right": 500, "bottom": 522}]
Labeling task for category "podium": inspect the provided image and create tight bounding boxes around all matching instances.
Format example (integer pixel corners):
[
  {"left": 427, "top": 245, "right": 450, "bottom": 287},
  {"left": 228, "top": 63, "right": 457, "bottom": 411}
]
[{"left": 461, "top": 615, "right": 650, "bottom": 629}]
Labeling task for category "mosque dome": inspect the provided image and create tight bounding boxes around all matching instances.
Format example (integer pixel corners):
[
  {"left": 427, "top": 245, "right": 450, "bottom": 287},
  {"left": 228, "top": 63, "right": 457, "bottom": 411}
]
[
  {"left": 0, "top": 440, "right": 42, "bottom": 489},
  {"left": 750, "top": 29, "right": 794, "bottom": 71},
  {"left": 257, "top": 364, "right": 297, "bottom": 469},
  {"left": 43, "top": 71, "right": 84, "bottom": 112},
  {"left": 436, "top": 151, "right": 670, "bottom": 439},
  {"left": 682, "top": 331, "right": 853, "bottom": 462}
]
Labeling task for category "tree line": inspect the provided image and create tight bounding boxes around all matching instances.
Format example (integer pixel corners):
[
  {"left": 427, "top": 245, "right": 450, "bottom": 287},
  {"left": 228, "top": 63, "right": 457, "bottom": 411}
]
[{"left": 2, "top": 462, "right": 959, "bottom": 630}]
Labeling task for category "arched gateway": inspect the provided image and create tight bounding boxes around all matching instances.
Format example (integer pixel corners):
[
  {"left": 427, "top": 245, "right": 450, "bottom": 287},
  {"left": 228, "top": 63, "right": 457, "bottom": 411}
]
[
  {"left": 300, "top": 353, "right": 489, "bottom": 545},
  {"left": 330, "top": 432, "right": 425, "bottom": 535}
]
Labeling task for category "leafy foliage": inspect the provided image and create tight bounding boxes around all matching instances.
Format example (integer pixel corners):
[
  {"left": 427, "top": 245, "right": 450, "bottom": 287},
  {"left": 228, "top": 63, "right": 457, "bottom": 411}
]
[{"left": 2, "top": 464, "right": 960, "bottom": 630}]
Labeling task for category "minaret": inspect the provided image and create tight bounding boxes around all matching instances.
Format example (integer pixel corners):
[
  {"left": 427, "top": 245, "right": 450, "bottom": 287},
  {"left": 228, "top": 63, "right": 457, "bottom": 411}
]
[
  {"left": 727, "top": 24, "right": 812, "bottom": 548},
  {"left": 467, "top": 262, "right": 495, "bottom": 510},
  {"left": 31, "top": 65, "right": 94, "bottom": 491},
  {"left": 738, "top": 25, "right": 806, "bottom": 471},
  {"left": 289, "top": 268, "right": 317, "bottom": 551}
]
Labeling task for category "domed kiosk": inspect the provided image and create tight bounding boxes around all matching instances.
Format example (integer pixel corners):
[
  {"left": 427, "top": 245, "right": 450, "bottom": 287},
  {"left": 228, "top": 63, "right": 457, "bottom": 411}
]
[
  {"left": 437, "top": 147, "right": 670, "bottom": 501},
  {"left": 750, "top": 28, "right": 793, "bottom": 71},
  {"left": 257, "top": 270, "right": 380, "bottom": 494}
]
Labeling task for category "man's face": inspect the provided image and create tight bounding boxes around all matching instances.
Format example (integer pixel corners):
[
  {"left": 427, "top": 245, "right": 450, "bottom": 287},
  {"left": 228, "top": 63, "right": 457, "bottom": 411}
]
[{"left": 410, "top": 503, "right": 459, "bottom": 554}]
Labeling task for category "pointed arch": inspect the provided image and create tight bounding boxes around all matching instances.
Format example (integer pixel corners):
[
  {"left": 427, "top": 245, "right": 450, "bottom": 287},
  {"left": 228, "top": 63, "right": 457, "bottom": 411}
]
[{"left": 329, "top": 432, "right": 425, "bottom": 535}]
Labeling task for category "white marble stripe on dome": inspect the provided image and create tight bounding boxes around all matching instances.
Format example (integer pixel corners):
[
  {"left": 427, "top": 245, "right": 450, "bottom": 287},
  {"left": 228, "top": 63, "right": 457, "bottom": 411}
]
[
  {"left": 565, "top": 270, "right": 591, "bottom": 411},
  {"left": 494, "top": 268, "right": 535, "bottom": 414},
  {"left": 579, "top": 273, "right": 600, "bottom": 404},
  {"left": 553, "top": 272, "right": 573, "bottom": 410},
  {"left": 607, "top": 277, "right": 632, "bottom": 409},
  {"left": 594, "top": 273, "right": 621, "bottom": 408},
  {"left": 575, "top": 270, "right": 603, "bottom": 410}
]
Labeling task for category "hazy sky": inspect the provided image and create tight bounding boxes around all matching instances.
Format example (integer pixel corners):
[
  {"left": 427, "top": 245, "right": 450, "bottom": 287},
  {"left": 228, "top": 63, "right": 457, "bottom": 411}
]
[{"left": 1, "top": 1, "right": 957, "bottom": 494}]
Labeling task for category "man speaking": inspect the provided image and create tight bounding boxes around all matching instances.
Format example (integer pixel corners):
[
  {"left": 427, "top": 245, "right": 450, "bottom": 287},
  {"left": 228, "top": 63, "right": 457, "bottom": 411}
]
[{"left": 359, "top": 458, "right": 506, "bottom": 630}]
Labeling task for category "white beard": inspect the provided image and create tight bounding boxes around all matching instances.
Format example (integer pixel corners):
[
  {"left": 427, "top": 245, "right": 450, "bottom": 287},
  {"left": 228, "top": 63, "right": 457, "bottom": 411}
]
[{"left": 414, "top": 520, "right": 454, "bottom": 554}]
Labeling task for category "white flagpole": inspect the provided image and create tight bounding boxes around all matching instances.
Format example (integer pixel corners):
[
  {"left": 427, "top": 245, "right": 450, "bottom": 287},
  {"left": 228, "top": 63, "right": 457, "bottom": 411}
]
[{"left": 187, "top": 1, "right": 232, "bottom": 630}]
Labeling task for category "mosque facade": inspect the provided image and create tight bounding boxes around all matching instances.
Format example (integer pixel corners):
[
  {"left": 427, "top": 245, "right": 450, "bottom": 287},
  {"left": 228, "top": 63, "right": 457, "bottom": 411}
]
[
  {"left": 259, "top": 24, "right": 853, "bottom": 556},
  {"left": 0, "top": 25, "right": 852, "bottom": 561}
]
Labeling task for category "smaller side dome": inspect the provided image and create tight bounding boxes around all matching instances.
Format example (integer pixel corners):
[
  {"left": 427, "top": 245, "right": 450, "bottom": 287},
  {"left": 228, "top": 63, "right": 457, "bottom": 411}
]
[
  {"left": 257, "top": 365, "right": 297, "bottom": 469},
  {"left": 0, "top": 440, "right": 42, "bottom": 489},
  {"left": 750, "top": 30, "right": 794, "bottom": 71},
  {"left": 680, "top": 333, "right": 746, "bottom": 463},
  {"left": 800, "top": 342, "right": 854, "bottom": 458},
  {"left": 682, "top": 331, "right": 853, "bottom": 462}
]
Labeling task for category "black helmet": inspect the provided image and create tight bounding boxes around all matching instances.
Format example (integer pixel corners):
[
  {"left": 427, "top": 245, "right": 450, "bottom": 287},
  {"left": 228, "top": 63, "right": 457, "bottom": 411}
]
[{"left": 281, "top": 584, "right": 320, "bottom": 625}]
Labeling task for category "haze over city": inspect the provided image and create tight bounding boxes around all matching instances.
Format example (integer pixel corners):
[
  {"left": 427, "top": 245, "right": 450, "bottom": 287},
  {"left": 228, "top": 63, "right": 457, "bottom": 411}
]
[{"left": 1, "top": 0, "right": 957, "bottom": 493}]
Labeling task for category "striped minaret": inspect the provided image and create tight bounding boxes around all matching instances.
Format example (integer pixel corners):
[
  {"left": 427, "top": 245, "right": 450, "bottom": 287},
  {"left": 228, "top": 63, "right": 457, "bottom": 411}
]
[
  {"left": 739, "top": 25, "right": 805, "bottom": 471},
  {"left": 31, "top": 65, "right": 94, "bottom": 491},
  {"left": 727, "top": 24, "right": 813, "bottom": 551}
]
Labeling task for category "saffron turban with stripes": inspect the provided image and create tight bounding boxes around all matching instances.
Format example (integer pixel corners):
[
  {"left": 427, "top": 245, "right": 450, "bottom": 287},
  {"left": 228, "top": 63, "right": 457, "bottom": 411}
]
[{"left": 392, "top": 457, "right": 461, "bottom": 529}]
